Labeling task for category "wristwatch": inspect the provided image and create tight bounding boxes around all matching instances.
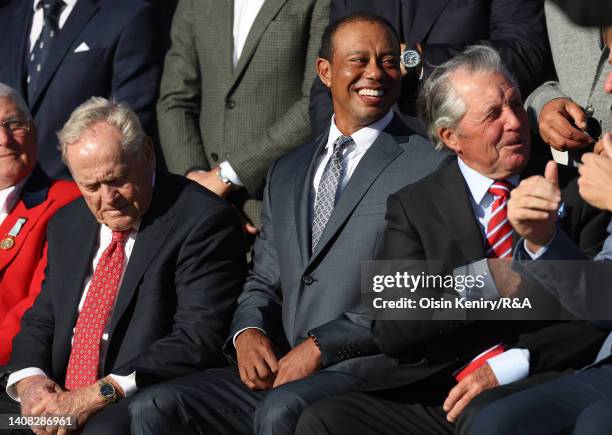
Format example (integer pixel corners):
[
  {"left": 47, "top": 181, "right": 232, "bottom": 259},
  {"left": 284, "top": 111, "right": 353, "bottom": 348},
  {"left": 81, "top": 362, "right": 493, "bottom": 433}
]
[
  {"left": 400, "top": 48, "right": 422, "bottom": 71},
  {"left": 216, "top": 167, "right": 232, "bottom": 186},
  {"left": 98, "top": 380, "right": 118, "bottom": 404}
]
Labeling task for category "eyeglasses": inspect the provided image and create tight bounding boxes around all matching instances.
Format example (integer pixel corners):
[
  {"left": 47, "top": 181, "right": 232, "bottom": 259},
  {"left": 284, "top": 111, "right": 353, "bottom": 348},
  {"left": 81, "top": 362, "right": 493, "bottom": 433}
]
[{"left": 0, "top": 118, "right": 30, "bottom": 136}]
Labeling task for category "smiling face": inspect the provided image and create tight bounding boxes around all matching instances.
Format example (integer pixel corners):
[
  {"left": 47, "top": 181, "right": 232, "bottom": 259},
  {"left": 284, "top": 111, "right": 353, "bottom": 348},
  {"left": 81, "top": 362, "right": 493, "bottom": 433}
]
[
  {"left": 317, "top": 20, "right": 401, "bottom": 135},
  {"left": 65, "top": 122, "right": 155, "bottom": 231},
  {"left": 0, "top": 97, "right": 36, "bottom": 189},
  {"left": 440, "top": 70, "right": 531, "bottom": 179}
]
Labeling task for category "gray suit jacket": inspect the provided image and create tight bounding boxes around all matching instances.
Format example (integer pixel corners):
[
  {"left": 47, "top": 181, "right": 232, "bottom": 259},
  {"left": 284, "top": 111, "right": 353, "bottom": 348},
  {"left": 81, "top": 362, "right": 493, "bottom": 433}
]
[
  {"left": 223, "top": 117, "right": 448, "bottom": 379},
  {"left": 525, "top": 1, "right": 611, "bottom": 151},
  {"left": 157, "top": 0, "right": 329, "bottom": 224}
]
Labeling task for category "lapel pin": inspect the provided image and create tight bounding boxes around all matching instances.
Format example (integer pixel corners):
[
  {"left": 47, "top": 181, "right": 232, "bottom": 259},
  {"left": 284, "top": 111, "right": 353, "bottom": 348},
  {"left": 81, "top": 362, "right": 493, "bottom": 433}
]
[
  {"left": 0, "top": 217, "right": 28, "bottom": 250},
  {"left": 557, "top": 202, "right": 567, "bottom": 219}
]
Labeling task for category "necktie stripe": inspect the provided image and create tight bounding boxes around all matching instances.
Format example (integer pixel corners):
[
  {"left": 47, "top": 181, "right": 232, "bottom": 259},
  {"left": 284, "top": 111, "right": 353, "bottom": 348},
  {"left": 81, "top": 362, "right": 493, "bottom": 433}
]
[{"left": 486, "top": 180, "right": 514, "bottom": 259}]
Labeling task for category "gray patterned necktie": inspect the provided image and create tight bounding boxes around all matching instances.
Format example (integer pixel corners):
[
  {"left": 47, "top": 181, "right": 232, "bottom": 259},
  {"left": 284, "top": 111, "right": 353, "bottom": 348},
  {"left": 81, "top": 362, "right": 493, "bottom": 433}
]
[{"left": 311, "top": 135, "right": 353, "bottom": 251}]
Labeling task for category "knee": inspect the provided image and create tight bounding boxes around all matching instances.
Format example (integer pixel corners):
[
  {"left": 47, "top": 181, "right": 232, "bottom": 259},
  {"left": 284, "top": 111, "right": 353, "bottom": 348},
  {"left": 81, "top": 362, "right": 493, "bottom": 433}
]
[
  {"left": 574, "top": 398, "right": 612, "bottom": 435},
  {"left": 466, "top": 401, "right": 529, "bottom": 435},
  {"left": 295, "top": 402, "right": 330, "bottom": 435},
  {"left": 128, "top": 383, "right": 181, "bottom": 423},
  {"left": 253, "top": 388, "right": 308, "bottom": 433}
]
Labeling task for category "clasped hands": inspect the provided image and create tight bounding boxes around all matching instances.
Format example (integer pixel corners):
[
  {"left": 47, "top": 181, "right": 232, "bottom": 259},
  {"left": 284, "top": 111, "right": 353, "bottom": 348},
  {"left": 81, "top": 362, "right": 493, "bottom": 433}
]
[
  {"left": 235, "top": 329, "right": 322, "bottom": 390},
  {"left": 15, "top": 375, "right": 119, "bottom": 434}
]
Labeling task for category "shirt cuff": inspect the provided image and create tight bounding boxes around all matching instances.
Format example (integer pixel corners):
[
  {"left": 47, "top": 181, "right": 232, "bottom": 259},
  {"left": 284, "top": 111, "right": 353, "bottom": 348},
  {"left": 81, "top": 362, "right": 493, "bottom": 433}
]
[
  {"left": 109, "top": 372, "right": 137, "bottom": 397},
  {"left": 523, "top": 229, "right": 557, "bottom": 259},
  {"left": 219, "top": 161, "right": 243, "bottom": 186},
  {"left": 6, "top": 368, "right": 48, "bottom": 402},
  {"left": 233, "top": 327, "right": 267, "bottom": 348},
  {"left": 487, "top": 348, "right": 530, "bottom": 385}
]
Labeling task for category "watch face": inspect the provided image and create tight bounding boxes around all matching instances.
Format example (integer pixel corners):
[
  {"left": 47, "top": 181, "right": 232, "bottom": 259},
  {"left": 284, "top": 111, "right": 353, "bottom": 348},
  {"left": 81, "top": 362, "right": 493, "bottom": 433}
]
[
  {"left": 100, "top": 383, "right": 115, "bottom": 398},
  {"left": 401, "top": 50, "right": 421, "bottom": 68}
]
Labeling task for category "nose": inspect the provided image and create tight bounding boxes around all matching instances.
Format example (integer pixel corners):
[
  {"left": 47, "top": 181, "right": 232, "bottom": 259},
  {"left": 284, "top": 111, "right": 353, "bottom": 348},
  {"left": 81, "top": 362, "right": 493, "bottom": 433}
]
[
  {"left": 364, "top": 58, "right": 383, "bottom": 81},
  {"left": 100, "top": 184, "right": 119, "bottom": 204},
  {"left": 503, "top": 105, "right": 523, "bottom": 131}
]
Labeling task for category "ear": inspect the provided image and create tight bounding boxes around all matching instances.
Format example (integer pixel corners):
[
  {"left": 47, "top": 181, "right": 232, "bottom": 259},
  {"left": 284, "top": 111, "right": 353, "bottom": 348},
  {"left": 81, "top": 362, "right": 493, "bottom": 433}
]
[
  {"left": 316, "top": 57, "right": 332, "bottom": 89},
  {"left": 438, "top": 127, "right": 461, "bottom": 154}
]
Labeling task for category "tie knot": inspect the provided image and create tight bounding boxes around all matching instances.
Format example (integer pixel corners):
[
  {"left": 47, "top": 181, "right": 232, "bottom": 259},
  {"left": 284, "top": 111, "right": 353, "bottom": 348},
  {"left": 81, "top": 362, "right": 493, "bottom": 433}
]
[
  {"left": 111, "top": 230, "right": 130, "bottom": 246},
  {"left": 41, "top": 0, "right": 65, "bottom": 21},
  {"left": 488, "top": 180, "right": 513, "bottom": 198},
  {"left": 332, "top": 135, "right": 353, "bottom": 153}
]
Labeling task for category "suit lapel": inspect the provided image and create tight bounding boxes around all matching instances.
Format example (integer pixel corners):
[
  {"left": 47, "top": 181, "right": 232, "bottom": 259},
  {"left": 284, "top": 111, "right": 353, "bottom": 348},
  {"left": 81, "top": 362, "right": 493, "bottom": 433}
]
[
  {"left": 30, "top": 0, "right": 99, "bottom": 108},
  {"left": 434, "top": 158, "right": 486, "bottom": 261},
  {"left": 405, "top": 0, "right": 451, "bottom": 44},
  {"left": 212, "top": 0, "right": 234, "bottom": 87},
  {"left": 307, "top": 127, "right": 404, "bottom": 269},
  {"left": 107, "top": 174, "right": 174, "bottom": 338},
  {"left": 294, "top": 134, "right": 328, "bottom": 265},
  {"left": 229, "top": 0, "right": 287, "bottom": 89},
  {"left": 0, "top": 167, "right": 52, "bottom": 271},
  {"left": 56, "top": 202, "right": 98, "bottom": 372}
]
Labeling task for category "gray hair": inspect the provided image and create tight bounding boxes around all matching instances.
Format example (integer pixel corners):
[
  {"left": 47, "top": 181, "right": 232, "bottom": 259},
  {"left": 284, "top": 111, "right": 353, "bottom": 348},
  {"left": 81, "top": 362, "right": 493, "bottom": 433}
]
[
  {"left": 58, "top": 97, "right": 145, "bottom": 162},
  {"left": 0, "top": 83, "right": 32, "bottom": 120},
  {"left": 418, "top": 45, "right": 518, "bottom": 150}
]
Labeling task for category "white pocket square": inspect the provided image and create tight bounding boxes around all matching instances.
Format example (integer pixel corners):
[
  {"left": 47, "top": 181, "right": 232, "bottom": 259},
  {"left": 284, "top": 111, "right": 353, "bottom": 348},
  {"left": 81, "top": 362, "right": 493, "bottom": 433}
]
[{"left": 74, "top": 42, "right": 90, "bottom": 53}]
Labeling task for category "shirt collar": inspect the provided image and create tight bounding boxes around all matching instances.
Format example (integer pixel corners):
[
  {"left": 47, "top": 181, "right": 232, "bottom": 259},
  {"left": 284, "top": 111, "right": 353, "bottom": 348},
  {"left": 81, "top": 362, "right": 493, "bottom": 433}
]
[
  {"left": 457, "top": 157, "right": 520, "bottom": 205},
  {"left": 326, "top": 110, "right": 394, "bottom": 153},
  {"left": 33, "top": 0, "right": 76, "bottom": 12},
  {"left": 0, "top": 175, "right": 30, "bottom": 216}
]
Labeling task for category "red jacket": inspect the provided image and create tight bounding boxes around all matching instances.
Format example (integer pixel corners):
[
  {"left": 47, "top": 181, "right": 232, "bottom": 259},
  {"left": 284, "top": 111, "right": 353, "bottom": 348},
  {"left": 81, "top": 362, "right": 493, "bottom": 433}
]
[{"left": 0, "top": 168, "right": 80, "bottom": 364}]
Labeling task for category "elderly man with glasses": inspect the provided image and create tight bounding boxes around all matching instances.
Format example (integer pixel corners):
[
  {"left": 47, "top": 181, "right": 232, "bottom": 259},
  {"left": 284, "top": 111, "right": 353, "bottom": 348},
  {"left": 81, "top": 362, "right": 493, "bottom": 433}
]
[{"left": 0, "top": 83, "right": 80, "bottom": 366}]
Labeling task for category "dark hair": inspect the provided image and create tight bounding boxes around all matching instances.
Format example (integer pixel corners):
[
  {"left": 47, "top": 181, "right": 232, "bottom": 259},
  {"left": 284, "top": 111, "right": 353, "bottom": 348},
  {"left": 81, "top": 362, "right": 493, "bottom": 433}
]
[{"left": 318, "top": 12, "right": 400, "bottom": 61}]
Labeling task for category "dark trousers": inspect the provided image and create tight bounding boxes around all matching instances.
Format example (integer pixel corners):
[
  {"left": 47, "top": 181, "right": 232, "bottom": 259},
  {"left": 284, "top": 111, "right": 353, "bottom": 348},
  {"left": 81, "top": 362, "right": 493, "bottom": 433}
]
[
  {"left": 295, "top": 372, "right": 566, "bottom": 435},
  {"left": 130, "top": 366, "right": 365, "bottom": 435},
  {"left": 466, "top": 364, "right": 612, "bottom": 435}
]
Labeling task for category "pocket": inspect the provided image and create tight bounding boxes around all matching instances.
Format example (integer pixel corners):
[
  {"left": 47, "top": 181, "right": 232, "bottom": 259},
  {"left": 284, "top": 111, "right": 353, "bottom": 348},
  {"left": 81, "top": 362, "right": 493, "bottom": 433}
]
[
  {"left": 64, "top": 48, "right": 105, "bottom": 62},
  {"left": 356, "top": 203, "right": 387, "bottom": 216}
]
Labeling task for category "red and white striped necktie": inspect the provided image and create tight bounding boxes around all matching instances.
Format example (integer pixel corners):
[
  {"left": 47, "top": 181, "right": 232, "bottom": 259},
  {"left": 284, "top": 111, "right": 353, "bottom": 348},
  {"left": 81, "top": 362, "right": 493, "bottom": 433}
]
[{"left": 486, "top": 180, "right": 514, "bottom": 259}]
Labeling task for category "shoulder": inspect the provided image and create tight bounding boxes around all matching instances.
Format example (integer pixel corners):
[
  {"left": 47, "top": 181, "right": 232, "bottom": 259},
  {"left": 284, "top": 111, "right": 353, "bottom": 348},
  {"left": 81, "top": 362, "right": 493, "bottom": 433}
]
[
  {"left": 391, "top": 153, "right": 455, "bottom": 202},
  {"left": 47, "top": 180, "right": 81, "bottom": 206}
]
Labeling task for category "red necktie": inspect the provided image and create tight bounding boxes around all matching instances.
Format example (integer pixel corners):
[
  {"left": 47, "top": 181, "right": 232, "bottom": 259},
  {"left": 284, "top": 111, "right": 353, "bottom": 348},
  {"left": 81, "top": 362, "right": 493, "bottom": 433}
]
[
  {"left": 65, "top": 230, "right": 129, "bottom": 390},
  {"left": 486, "top": 180, "right": 514, "bottom": 259}
]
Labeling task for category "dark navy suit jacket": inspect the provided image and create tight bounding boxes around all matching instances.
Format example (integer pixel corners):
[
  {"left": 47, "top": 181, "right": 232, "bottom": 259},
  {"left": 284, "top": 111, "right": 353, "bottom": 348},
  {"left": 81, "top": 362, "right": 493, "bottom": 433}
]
[{"left": 0, "top": 0, "right": 163, "bottom": 178}]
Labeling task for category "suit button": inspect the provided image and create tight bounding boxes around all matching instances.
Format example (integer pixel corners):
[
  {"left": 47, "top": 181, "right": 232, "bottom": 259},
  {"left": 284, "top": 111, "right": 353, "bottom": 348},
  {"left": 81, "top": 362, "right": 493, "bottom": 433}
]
[
  {"left": 211, "top": 153, "right": 219, "bottom": 162},
  {"left": 302, "top": 275, "right": 314, "bottom": 286},
  {"left": 226, "top": 99, "right": 236, "bottom": 109}
]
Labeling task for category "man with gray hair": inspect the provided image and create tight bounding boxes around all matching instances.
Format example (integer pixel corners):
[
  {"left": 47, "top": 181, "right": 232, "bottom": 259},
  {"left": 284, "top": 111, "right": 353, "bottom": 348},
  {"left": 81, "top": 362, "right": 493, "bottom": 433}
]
[
  {"left": 294, "top": 45, "right": 609, "bottom": 435},
  {"left": 0, "top": 83, "right": 80, "bottom": 366},
  {"left": 0, "top": 97, "right": 246, "bottom": 434}
]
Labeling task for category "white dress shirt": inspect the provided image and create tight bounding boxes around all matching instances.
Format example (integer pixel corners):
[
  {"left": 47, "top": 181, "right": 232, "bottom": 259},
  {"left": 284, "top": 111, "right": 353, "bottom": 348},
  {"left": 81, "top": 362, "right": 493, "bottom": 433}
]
[
  {"left": 457, "top": 158, "right": 530, "bottom": 385},
  {"left": 219, "top": 0, "right": 266, "bottom": 186},
  {"left": 7, "top": 224, "right": 138, "bottom": 401},
  {"left": 29, "top": 0, "right": 77, "bottom": 52},
  {"left": 0, "top": 177, "right": 28, "bottom": 224},
  {"left": 232, "top": 110, "right": 394, "bottom": 347}
]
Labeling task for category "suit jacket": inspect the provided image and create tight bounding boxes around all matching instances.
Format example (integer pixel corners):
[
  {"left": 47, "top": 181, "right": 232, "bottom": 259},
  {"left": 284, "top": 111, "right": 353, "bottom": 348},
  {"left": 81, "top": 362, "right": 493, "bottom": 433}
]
[
  {"left": 525, "top": 1, "right": 611, "bottom": 165},
  {"left": 157, "top": 0, "right": 329, "bottom": 226},
  {"left": 8, "top": 172, "right": 247, "bottom": 388},
  {"left": 310, "top": 0, "right": 553, "bottom": 136},
  {"left": 365, "top": 154, "right": 610, "bottom": 390},
  {"left": 0, "top": 0, "right": 163, "bottom": 179},
  {"left": 224, "top": 116, "right": 448, "bottom": 379},
  {"left": 0, "top": 167, "right": 80, "bottom": 365}
]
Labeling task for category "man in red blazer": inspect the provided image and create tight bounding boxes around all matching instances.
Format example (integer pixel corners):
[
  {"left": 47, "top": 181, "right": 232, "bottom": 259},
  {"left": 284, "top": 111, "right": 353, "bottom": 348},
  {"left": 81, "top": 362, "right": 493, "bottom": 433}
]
[{"left": 0, "top": 83, "right": 80, "bottom": 364}]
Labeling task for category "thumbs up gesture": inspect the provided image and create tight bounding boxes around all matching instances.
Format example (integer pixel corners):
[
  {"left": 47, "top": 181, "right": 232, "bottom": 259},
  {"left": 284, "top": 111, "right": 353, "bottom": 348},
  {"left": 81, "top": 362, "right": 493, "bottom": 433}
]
[
  {"left": 507, "top": 160, "right": 562, "bottom": 253},
  {"left": 579, "top": 132, "right": 612, "bottom": 211}
]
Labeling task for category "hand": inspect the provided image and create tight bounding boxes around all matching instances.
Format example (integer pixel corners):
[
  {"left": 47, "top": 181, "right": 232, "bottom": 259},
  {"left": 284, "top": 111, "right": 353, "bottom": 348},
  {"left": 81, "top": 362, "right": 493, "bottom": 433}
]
[
  {"left": 36, "top": 382, "right": 106, "bottom": 432},
  {"left": 16, "top": 376, "right": 62, "bottom": 415},
  {"left": 273, "top": 337, "right": 321, "bottom": 388},
  {"left": 443, "top": 363, "right": 500, "bottom": 423},
  {"left": 508, "top": 161, "right": 561, "bottom": 252},
  {"left": 579, "top": 134, "right": 612, "bottom": 211},
  {"left": 487, "top": 259, "right": 524, "bottom": 298},
  {"left": 538, "top": 98, "right": 594, "bottom": 151},
  {"left": 235, "top": 329, "right": 279, "bottom": 390},
  {"left": 186, "top": 168, "right": 232, "bottom": 197}
]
